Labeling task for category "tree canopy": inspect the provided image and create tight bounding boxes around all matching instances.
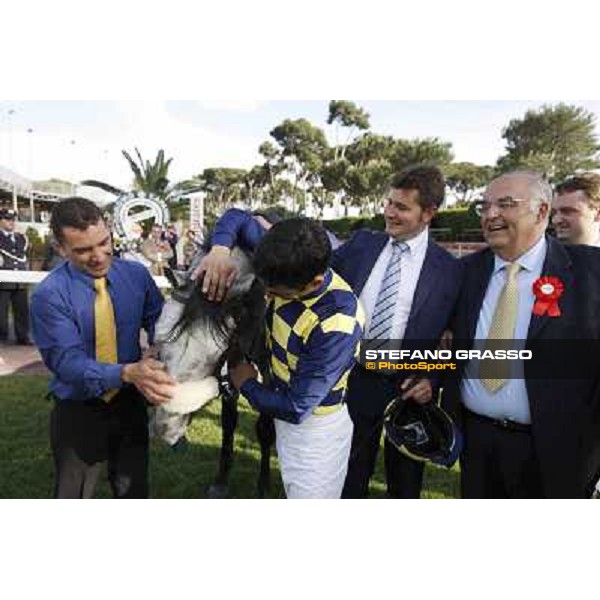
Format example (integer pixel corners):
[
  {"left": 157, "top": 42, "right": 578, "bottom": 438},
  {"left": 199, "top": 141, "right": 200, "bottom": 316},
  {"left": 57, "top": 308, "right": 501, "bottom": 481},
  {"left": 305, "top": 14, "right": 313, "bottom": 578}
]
[
  {"left": 445, "top": 162, "right": 494, "bottom": 205},
  {"left": 92, "top": 101, "right": 600, "bottom": 221},
  {"left": 497, "top": 103, "right": 600, "bottom": 182}
]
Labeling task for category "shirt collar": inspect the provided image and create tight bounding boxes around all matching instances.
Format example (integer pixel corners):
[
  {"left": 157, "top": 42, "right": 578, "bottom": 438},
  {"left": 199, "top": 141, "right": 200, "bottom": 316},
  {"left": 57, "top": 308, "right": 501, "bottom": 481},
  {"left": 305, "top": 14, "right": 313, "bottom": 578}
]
[
  {"left": 389, "top": 227, "right": 429, "bottom": 256},
  {"left": 493, "top": 235, "right": 547, "bottom": 275},
  {"left": 66, "top": 261, "right": 116, "bottom": 289}
]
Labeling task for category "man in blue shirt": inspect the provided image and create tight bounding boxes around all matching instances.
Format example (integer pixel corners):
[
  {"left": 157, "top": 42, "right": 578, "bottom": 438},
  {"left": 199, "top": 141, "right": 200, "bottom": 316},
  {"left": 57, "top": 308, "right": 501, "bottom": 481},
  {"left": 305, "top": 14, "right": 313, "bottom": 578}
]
[{"left": 30, "top": 197, "right": 175, "bottom": 499}]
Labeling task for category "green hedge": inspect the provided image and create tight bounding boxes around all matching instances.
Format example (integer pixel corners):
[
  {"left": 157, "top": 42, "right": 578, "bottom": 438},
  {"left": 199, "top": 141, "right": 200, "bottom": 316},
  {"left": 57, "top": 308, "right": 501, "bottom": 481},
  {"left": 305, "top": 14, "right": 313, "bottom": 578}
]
[
  {"left": 431, "top": 206, "right": 480, "bottom": 237},
  {"left": 323, "top": 205, "right": 480, "bottom": 240},
  {"left": 323, "top": 215, "right": 384, "bottom": 237}
]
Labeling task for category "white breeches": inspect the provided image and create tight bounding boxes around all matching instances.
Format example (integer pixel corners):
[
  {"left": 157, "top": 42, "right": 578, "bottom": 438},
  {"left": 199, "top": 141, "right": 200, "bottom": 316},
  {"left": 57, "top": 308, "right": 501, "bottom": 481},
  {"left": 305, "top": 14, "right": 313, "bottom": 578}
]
[{"left": 274, "top": 405, "right": 353, "bottom": 499}]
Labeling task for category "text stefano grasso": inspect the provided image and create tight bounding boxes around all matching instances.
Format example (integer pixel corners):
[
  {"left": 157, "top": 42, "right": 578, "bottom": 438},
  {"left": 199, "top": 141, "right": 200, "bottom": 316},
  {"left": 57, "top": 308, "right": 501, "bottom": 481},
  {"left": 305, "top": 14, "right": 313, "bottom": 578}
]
[{"left": 532, "top": 276, "right": 564, "bottom": 317}]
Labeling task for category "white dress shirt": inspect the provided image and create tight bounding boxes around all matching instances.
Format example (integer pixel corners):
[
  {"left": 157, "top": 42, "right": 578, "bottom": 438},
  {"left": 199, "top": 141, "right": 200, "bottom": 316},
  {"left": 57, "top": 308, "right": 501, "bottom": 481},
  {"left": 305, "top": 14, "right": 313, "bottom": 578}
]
[
  {"left": 360, "top": 227, "right": 429, "bottom": 341},
  {"left": 461, "top": 235, "right": 547, "bottom": 424}
]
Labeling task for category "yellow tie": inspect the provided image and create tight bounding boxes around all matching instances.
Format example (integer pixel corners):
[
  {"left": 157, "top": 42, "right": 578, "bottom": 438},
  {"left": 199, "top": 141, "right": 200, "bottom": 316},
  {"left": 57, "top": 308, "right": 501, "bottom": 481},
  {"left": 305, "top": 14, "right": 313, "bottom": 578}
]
[
  {"left": 94, "top": 277, "right": 119, "bottom": 401},
  {"left": 480, "top": 262, "right": 521, "bottom": 392}
]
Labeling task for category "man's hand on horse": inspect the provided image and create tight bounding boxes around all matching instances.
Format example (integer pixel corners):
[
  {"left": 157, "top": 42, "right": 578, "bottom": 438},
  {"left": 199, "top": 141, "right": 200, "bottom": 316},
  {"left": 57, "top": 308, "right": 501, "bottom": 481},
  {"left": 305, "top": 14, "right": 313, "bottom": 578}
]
[
  {"left": 191, "top": 245, "right": 238, "bottom": 303},
  {"left": 142, "top": 345, "right": 160, "bottom": 360},
  {"left": 122, "top": 357, "right": 176, "bottom": 405},
  {"left": 400, "top": 377, "right": 433, "bottom": 404},
  {"left": 229, "top": 362, "right": 258, "bottom": 390}
]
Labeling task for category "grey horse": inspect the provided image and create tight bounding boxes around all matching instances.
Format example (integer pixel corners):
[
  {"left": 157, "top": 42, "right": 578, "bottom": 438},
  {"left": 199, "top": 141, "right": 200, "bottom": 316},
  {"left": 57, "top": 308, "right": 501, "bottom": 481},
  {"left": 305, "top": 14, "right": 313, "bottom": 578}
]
[{"left": 150, "top": 247, "right": 275, "bottom": 497}]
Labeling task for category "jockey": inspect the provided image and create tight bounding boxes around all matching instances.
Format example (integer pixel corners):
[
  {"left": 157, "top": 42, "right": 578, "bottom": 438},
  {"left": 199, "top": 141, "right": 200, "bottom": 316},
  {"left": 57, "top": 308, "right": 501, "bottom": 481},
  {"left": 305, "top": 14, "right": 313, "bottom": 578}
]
[{"left": 227, "top": 218, "right": 364, "bottom": 499}]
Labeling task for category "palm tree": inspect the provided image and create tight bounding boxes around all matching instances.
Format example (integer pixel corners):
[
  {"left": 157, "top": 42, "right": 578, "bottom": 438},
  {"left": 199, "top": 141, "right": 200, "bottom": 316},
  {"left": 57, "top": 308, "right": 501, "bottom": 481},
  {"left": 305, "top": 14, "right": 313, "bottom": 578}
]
[
  {"left": 122, "top": 148, "right": 172, "bottom": 199},
  {"left": 82, "top": 147, "right": 202, "bottom": 201}
]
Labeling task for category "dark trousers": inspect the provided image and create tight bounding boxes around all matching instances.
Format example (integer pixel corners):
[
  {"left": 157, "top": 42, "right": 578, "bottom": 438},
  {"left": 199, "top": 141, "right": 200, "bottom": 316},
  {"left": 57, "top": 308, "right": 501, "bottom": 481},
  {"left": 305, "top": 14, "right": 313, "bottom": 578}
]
[
  {"left": 49, "top": 388, "right": 149, "bottom": 499},
  {"left": 342, "top": 411, "right": 424, "bottom": 499},
  {"left": 0, "top": 288, "right": 29, "bottom": 342},
  {"left": 460, "top": 411, "right": 543, "bottom": 499}
]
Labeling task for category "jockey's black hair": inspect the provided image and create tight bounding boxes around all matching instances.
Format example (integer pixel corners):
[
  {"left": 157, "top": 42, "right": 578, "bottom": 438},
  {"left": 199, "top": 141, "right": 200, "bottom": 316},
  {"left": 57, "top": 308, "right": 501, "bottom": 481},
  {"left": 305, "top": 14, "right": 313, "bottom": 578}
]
[{"left": 253, "top": 218, "right": 331, "bottom": 290}]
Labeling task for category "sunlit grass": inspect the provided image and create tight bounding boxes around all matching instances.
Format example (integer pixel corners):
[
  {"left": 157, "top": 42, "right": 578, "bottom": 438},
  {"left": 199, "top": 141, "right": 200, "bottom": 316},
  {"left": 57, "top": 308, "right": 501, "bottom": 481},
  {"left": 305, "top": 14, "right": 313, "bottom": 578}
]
[{"left": 0, "top": 375, "right": 459, "bottom": 499}]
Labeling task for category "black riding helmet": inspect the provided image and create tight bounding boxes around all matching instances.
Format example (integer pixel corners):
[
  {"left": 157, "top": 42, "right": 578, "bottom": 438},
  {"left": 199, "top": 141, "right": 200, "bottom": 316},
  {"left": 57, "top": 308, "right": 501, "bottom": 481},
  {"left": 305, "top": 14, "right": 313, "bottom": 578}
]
[{"left": 383, "top": 398, "right": 462, "bottom": 468}]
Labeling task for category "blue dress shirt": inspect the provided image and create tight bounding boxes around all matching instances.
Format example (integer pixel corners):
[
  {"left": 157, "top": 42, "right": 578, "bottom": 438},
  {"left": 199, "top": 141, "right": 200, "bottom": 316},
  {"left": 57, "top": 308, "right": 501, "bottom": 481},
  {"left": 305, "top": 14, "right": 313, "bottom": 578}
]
[{"left": 30, "top": 258, "right": 164, "bottom": 401}]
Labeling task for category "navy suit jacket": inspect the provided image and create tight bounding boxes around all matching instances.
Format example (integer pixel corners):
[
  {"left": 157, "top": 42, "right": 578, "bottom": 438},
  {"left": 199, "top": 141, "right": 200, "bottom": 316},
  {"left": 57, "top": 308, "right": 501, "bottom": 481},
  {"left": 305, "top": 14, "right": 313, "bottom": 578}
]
[
  {"left": 442, "top": 236, "right": 600, "bottom": 497},
  {"left": 331, "top": 229, "right": 463, "bottom": 417}
]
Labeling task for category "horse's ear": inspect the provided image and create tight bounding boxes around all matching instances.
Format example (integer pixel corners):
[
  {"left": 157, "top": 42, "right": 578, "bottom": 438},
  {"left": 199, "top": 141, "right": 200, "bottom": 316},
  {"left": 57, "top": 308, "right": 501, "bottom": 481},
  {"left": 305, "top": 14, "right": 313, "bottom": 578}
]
[{"left": 164, "top": 268, "right": 188, "bottom": 290}]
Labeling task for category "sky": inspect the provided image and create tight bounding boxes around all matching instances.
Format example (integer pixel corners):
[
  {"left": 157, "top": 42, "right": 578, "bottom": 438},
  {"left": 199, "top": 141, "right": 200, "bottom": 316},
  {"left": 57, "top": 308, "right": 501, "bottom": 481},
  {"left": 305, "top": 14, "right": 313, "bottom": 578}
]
[{"left": 3, "top": 100, "right": 600, "bottom": 193}]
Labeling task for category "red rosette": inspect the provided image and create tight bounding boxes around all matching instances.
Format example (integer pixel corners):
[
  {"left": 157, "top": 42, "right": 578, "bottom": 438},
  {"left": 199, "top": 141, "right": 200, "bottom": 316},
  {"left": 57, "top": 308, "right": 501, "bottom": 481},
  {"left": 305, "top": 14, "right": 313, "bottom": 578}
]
[{"left": 532, "top": 276, "right": 564, "bottom": 317}]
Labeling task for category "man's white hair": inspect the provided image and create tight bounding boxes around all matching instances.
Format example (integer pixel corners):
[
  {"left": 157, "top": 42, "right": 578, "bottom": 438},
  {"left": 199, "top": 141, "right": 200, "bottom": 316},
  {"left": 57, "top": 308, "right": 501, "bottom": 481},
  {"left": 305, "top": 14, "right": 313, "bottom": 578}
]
[
  {"left": 492, "top": 171, "right": 552, "bottom": 222},
  {"left": 493, "top": 170, "right": 553, "bottom": 204}
]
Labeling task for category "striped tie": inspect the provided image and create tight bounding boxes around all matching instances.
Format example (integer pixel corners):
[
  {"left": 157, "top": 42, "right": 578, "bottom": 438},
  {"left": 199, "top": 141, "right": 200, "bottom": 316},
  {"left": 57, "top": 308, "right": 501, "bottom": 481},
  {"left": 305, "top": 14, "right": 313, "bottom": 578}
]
[
  {"left": 480, "top": 262, "right": 521, "bottom": 392},
  {"left": 367, "top": 241, "right": 409, "bottom": 340},
  {"left": 94, "top": 277, "right": 119, "bottom": 402}
]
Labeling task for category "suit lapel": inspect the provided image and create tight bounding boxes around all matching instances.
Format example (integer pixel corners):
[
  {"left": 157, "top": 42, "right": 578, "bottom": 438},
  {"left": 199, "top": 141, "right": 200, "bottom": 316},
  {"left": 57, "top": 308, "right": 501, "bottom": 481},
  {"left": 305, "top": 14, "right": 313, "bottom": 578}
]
[
  {"left": 408, "top": 242, "right": 443, "bottom": 324},
  {"left": 527, "top": 237, "right": 573, "bottom": 340},
  {"left": 353, "top": 234, "right": 389, "bottom": 295}
]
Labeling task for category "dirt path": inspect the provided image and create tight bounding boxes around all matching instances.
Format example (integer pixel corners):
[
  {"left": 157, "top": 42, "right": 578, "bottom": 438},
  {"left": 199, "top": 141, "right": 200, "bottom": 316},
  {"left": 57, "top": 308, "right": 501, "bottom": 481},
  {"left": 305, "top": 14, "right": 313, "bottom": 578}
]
[{"left": 0, "top": 343, "right": 49, "bottom": 376}]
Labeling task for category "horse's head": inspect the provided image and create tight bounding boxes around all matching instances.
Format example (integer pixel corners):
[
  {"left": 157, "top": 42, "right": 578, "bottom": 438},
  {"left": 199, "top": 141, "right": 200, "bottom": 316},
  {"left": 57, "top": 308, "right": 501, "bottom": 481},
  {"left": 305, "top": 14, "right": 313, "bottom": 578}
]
[{"left": 151, "top": 247, "right": 265, "bottom": 444}]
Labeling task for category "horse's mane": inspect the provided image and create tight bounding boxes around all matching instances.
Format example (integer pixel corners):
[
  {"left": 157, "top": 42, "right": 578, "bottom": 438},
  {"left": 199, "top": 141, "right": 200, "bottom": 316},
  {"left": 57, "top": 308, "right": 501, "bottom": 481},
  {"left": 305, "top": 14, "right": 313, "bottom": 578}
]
[
  {"left": 171, "top": 278, "right": 256, "bottom": 344},
  {"left": 167, "top": 242, "right": 267, "bottom": 367}
]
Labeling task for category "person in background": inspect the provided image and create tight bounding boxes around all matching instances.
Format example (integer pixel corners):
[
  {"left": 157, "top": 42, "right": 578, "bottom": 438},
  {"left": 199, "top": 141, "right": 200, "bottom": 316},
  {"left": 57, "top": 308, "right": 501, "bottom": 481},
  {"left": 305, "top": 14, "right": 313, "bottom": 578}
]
[
  {"left": 180, "top": 228, "right": 201, "bottom": 270},
  {"left": 0, "top": 208, "right": 32, "bottom": 345},
  {"left": 41, "top": 233, "right": 65, "bottom": 271},
  {"left": 552, "top": 173, "right": 600, "bottom": 246},
  {"left": 163, "top": 223, "right": 179, "bottom": 270},
  {"left": 141, "top": 224, "right": 173, "bottom": 276},
  {"left": 552, "top": 172, "right": 600, "bottom": 499}
]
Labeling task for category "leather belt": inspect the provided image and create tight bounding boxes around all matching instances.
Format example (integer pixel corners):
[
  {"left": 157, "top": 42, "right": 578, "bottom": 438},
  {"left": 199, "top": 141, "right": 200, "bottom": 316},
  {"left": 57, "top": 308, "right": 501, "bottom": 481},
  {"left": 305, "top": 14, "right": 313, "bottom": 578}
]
[
  {"left": 47, "top": 389, "right": 129, "bottom": 406},
  {"left": 464, "top": 407, "right": 531, "bottom": 434}
]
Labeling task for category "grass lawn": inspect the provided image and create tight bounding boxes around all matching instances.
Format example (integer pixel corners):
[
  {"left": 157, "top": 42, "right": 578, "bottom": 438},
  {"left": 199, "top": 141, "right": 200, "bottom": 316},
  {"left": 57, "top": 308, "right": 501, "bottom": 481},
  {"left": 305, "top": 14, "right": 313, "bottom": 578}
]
[{"left": 0, "top": 374, "right": 459, "bottom": 499}]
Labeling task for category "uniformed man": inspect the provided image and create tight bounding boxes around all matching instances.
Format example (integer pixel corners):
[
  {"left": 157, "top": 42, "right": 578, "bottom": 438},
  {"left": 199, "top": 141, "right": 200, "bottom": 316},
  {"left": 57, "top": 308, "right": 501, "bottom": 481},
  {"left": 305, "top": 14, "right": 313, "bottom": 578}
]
[{"left": 0, "top": 208, "right": 31, "bottom": 345}]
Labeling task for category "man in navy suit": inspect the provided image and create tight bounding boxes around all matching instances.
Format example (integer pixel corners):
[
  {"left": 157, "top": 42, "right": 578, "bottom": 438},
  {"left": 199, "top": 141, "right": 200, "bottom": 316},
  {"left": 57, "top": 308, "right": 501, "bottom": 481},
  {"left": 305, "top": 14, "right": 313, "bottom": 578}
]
[
  {"left": 197, "top": 165, "right": 462, "bottom": 498},
  {"left": 332, "top": 166, "right": 462, "bottom": 498},
  {"left": 443, "top": 171, "right": 600, "bottom": 498}
]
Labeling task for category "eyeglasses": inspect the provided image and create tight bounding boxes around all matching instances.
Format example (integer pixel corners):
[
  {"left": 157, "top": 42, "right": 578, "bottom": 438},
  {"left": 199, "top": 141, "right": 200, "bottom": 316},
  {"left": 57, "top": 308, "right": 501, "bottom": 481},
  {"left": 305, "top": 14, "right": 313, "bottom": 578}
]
[{"left": 474, "top": 197, "right": 530, "bottom": 216}]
